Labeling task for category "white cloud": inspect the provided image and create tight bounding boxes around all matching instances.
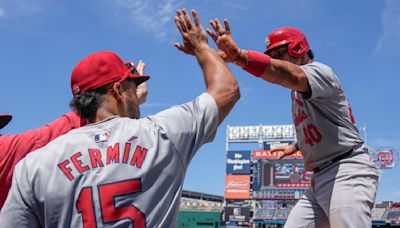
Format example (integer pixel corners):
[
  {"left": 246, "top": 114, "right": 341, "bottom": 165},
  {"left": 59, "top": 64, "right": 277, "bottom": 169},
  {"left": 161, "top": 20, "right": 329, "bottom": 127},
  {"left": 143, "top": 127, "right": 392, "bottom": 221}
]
[
  {"left": 141, "top": 102, "right": 166, "bottom": 108},
  {"left": 0, "top": 0, "right": 44, "bottom": 19},
  {"left": 369, "top": 137, "right": 399, "bottom": 150},
  {"left": 374, "top": 0, "right": 400, "bottom": 55},
  {"left": 114, "top": 0, "right": 184, "bottom": 41},
  {"left": 0, "top": 8, "right": 5, "bottom": 18},
  {"left": 222, "top": 0, "right": 248, "bottom": 10}
]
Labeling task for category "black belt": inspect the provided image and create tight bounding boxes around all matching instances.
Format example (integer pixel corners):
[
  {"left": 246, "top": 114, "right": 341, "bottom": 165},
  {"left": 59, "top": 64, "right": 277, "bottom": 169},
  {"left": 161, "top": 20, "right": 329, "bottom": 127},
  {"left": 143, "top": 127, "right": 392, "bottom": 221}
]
[{"left": 313, "top": 149, "right": 353, "bottom": 173}]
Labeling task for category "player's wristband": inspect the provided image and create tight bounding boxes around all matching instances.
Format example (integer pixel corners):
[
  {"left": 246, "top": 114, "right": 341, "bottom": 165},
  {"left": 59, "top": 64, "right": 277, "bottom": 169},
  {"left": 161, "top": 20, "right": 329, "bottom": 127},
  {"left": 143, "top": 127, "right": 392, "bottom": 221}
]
[
  {"left": 243, "top": 50, "right": 271, "bottom": 77},
  {"left": 294, "top": 142, "right": 300, "bottom": 151}
]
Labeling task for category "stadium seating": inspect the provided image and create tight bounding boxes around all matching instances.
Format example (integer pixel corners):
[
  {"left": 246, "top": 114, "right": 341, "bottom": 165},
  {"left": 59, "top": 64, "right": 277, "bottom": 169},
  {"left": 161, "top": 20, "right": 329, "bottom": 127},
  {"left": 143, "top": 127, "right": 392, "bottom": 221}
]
[
  {"left": 372, "top": 208, "right": 387, "bottom": 220},
  {"left": 387, "top": 210, "right": 400, "bottom": 225}
]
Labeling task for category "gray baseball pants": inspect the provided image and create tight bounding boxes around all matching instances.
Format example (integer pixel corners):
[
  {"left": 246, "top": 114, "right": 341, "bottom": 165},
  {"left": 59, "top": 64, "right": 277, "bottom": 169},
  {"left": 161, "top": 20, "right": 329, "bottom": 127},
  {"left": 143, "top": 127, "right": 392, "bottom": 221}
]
[{"left": 284, "top": 152, "right": 379, "bottom": 228}]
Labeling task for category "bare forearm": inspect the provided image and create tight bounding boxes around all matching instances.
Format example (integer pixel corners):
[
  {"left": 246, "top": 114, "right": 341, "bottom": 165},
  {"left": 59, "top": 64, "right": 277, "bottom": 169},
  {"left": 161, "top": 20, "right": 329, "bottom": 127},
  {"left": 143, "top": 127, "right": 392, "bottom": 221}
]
[
  {"left": 195, "top": 46, "right": 240, "bottom": 123},
  {"left": 266, "top": 59, "right": 309, "bottom": 92},
  {"left": 232, "top": 49, "right": 248, "bottom": 68},
  {"left": 234, "top": 50, "right": 309, "bottom": 92}
]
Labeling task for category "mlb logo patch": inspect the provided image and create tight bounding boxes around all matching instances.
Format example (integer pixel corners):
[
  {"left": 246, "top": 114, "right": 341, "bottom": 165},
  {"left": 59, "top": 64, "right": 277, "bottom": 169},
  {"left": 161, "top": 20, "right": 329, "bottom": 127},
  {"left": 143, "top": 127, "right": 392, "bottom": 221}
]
[{"left": 94, "top": 132, "right": 109, "bottom": 143}]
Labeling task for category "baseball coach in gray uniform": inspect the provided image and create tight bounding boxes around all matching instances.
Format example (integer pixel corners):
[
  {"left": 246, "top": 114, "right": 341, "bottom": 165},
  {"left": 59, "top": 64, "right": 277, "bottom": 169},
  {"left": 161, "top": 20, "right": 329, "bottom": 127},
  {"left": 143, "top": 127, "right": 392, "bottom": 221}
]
[
  {"left": 205, "top": 18, "right": 379, "bottom": 227},
  {"left": 0, "top": 9, "right": 240, "bottom": 227}
]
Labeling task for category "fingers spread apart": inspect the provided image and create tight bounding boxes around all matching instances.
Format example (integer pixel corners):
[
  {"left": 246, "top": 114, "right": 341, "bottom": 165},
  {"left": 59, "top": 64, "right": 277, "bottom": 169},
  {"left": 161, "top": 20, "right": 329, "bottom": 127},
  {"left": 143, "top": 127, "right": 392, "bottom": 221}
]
[
  {"left": 174, "top": 9, "right": 207, "bottom": 55},
  {"left": 209, "top": 18, "right": 231, "bottom": 37},
  {"left": 175, "top": 9, "right": 200, "bottom": 35}
]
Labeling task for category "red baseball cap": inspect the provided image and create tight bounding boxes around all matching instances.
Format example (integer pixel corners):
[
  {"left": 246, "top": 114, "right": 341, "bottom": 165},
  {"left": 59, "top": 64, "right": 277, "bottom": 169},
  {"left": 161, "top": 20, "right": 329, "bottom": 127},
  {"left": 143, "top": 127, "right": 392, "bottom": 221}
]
[
  {"left": 70, "top": 51, "right": 150, "bottom": 96},
  {"left": 0, "top": 114, "right": 12, "bottom": 129},
  {"left": 264, "top": 27, "right": 310, "bottom": 57}
]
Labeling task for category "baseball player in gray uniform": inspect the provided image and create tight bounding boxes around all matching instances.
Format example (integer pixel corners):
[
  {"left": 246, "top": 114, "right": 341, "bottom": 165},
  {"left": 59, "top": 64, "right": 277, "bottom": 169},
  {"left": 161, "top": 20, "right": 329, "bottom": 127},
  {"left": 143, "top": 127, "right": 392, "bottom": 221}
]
[
  {"left": 206, "top": 19, "right": 378, "bottom": 227},
  {"left": 0, "top": 9, "right": 240, "bottom": 227}
]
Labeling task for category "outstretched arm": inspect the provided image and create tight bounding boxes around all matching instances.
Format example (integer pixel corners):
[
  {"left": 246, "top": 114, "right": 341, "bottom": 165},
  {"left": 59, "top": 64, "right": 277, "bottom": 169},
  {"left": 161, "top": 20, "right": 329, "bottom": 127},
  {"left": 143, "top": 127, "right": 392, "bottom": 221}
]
[
  {"left": 207, "top": 18, "right": 310, "bottom": 93},
  {"left": 0, "top": 112, "right": 85, "bottom": 207},
  {"left": 174, "top": 9, "right": 240, "bottom": 124}
]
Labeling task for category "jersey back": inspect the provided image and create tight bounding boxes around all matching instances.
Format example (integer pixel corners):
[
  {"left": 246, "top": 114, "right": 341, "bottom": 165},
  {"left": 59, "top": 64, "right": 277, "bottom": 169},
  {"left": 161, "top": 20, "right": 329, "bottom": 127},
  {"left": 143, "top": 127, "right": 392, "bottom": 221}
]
[{"left": 0, "top": 93, "right": 218, "bottom": 228}]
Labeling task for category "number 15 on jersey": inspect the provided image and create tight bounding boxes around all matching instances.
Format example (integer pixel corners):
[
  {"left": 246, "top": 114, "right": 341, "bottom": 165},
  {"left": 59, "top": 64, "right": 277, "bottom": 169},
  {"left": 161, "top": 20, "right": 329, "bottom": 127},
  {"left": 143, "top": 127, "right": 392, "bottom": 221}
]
[{"left": 76, "top": 179, "right": 146, "bottom": 227}]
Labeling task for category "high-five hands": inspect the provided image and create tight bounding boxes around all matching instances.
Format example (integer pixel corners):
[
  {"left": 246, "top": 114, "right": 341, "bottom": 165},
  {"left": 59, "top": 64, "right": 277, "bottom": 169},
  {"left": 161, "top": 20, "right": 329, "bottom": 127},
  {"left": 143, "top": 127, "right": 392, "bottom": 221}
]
[
  {"left": 174, "top": 9, "right": 209, "bottom": 55},
  {"left": 174, "top": 10, "right": 241, "bottom": 63},
  {"left": 207, "top": 19, "right": 241, "bottom": 62}
]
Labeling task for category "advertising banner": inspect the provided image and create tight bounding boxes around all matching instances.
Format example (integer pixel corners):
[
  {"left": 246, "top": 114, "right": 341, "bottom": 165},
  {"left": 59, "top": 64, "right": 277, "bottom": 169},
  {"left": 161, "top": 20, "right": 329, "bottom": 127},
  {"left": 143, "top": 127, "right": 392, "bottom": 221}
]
[
  {"left": 225, "top": 175, "right": 251, "bottom": 199},
  {"left": 225, "top": 207, "right": 251, "bottom": 222},
  {"left": 253, "top": 149, "right": 304, "bottom": 159},
  {"left": 226, "top": 151, "right": 251, "bottom": 174}
]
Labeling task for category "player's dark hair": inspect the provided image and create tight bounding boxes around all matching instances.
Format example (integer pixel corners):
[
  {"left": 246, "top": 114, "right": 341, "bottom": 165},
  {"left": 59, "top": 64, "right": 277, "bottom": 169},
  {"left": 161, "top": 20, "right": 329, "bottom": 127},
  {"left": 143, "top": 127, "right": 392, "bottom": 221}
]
[
  {"left": 69, "top": 79, "right": 135, "bottom": 121},
  {"left": 69, "top": 85, "right": 109, "bottom": 121}
]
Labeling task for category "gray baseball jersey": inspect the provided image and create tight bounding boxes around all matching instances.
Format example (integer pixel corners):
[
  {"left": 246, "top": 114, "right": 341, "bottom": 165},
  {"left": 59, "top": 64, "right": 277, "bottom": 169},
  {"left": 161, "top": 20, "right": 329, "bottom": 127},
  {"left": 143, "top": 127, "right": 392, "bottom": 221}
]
[
  {"left": 292, "top": 62, "right": 364, "bottom": 170},
  {"left": 0, "top": 92, "right": 218, "bottom": 228}
]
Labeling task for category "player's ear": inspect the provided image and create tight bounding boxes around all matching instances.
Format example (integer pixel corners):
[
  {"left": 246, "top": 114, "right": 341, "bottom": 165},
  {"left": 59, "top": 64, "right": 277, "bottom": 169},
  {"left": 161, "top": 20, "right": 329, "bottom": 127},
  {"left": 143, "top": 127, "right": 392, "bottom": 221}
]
[{"left": 111, "top": 82, "right": 124, "bottom": 101}]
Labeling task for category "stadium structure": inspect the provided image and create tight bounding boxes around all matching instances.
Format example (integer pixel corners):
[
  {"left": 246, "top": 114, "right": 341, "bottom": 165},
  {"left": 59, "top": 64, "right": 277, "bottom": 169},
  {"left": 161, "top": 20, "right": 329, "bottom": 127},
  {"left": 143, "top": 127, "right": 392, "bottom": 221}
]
[
  {"left": 177, "top": 124, "right": 399, "bottom": 227},
  {"left": 177, "top": 190, "right": 224, "bottom": 227},
  {"left": 222, "top": 124, "right": 399, "bottom": 228}
]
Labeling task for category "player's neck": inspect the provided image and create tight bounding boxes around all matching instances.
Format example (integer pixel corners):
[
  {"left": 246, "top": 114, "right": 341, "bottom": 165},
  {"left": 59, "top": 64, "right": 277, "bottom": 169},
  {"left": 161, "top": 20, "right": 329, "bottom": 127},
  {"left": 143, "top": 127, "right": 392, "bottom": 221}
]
[
  {"left": 89, "top": 95, "right": 123, "bottom": 124},
  {"left": 92, "top": 107, "right": 119, "bottom": 124},
  {"left": 91, "top": 115, "right": 119, "bottom": 125}
]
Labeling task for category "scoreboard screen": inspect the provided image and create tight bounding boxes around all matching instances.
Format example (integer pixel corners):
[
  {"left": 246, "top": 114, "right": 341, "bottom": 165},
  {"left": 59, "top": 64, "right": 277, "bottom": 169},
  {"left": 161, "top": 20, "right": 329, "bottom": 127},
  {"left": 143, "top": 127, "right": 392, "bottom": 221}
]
[{"left": 273, "top": 161, "right": 312, "bottom": 188}]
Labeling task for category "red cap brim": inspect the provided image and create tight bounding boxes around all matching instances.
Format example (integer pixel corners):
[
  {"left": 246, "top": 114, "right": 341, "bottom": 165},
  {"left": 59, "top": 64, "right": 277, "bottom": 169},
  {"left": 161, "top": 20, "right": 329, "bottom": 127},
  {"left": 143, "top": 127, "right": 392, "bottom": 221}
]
[{"left": 0, "top": 114, "right": 12, "bottom": 129}]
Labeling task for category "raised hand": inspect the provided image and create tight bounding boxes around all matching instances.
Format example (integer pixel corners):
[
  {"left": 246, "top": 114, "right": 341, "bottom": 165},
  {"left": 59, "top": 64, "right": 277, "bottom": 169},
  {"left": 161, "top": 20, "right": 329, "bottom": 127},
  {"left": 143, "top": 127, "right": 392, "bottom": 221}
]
[
  {"left": 270, "top": 144, "right": 298, "bottom": 159},
  {"left": 127, "top": 60, "right": 148, "bottom": 105},
  {"left": 207, "top": 18, "right": 241, "bottom": 62},
  {"left": 136, "top": 60, "right": 145, "bottom": 75},
  {"left": 174, "top": 9, "right": 209, "bottom": 55}
]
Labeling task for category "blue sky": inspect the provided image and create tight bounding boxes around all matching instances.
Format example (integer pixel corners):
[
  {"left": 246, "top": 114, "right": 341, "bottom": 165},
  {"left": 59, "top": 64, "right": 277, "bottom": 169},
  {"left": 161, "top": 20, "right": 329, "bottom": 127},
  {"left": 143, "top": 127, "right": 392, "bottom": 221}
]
[{"left": 1, "top": 0, "right": 399, "bottom": 203}]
